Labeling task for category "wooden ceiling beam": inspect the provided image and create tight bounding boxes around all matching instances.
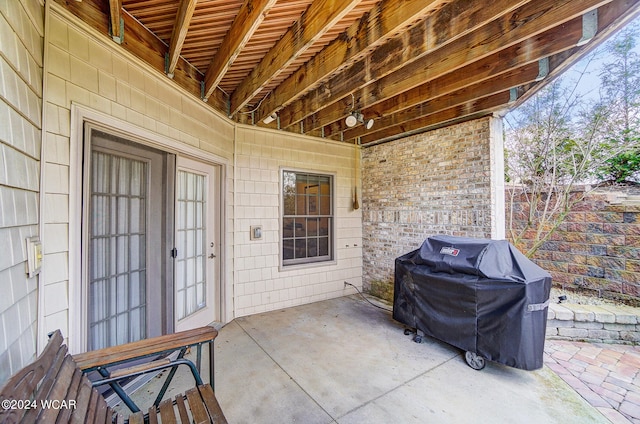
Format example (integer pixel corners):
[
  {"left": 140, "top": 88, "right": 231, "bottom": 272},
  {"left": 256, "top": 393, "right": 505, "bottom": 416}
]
[
  {"left": 338, "top": 48, "right": 586, "bottom": 142},
  {"left": 228, "top": 0, "right": 362, "bottom": 116},
  {"left": 275, "top": 0, "right": 532, "bottom": 130},
  {"left": 327, "top": 12, "right": 591, "bottom": 139},
  {"left": 108, "top": 0, "right": 123, "bottom": 42},
  {"left": 309, "top": 0, "right": 637, "bottom": 139},
  {"left": 254, "top": 0, "right": 449, "bottom": 123},
  {"left": 359, "top": 92, "right": 511, "bottom": 145},
  {"left": 53, "top": 0, "right": 228, "bottom": 112},
  {"left": 202, "top": 0, "right": 278, "bottom": 103},
  {"left": 166, "top": 0, "right": 198, "bottom": 78},
  {"left": 277, "top": 0, "right": 611, "bottom": 131},
  {"left": 337, "top": 63, "right": 540, "bottom": 142},
  {"left": 354, "top": 0, "right": 639, "bottom": 145},
  {"left": 511, "top": 0, "right": 640, "bottom": 109}
]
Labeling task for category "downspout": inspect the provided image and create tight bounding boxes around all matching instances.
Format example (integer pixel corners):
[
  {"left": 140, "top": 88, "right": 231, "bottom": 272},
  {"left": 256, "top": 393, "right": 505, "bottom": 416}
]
[
  {"left": 232, "top": 122, "right": 238, "bottom": 319},
  {"left": 353, "top": 139, "right": 360, "bottom": 210},
  {"left": 36, "top": 0, "right": 51, "bottom": 355}
]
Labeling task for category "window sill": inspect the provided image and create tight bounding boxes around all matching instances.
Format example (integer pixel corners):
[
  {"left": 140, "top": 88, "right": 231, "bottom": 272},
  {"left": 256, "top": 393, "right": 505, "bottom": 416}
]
[{"left": 278, "top": 259, "right": 337, "bottom": 273}]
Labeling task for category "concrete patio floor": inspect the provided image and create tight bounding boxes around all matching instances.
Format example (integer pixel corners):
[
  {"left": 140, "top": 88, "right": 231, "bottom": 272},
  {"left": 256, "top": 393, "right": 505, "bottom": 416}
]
[{"left": 212, "top": 295, "right": 607, "bottom": 424}]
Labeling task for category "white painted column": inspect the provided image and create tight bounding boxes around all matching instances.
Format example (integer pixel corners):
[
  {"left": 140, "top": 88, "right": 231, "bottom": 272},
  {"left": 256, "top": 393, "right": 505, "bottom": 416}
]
[{"left": 489, "top": 115, "right": 506, "bottom": 240}]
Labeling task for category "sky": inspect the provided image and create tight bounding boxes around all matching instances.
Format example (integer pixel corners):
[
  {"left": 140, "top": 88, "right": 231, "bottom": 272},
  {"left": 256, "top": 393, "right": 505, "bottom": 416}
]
[{"left": 505, "top": 16, "right": 640, "bottom": 124}]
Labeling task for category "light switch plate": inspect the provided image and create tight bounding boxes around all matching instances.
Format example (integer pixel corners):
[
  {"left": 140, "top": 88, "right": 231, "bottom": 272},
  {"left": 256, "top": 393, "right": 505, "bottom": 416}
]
[{"left": 26, "top": 236, "right": 42, "bottom": 278}]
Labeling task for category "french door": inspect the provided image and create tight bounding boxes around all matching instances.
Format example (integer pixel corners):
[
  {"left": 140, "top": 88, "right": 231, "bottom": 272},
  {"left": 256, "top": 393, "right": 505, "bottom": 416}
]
[
  {"left": 84, "top": 127, "right": 220, "bottom": 350},
  {"left": 174, "top": 157, "right": 220, "bottom": 331}
]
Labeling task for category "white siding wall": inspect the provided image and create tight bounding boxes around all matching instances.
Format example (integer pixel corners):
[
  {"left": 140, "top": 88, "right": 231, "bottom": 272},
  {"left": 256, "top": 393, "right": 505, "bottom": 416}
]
[
  {"left": 41, "top": 4, "right": 235, "bottom": 352},
  {"left": 234, "top": 127, "right": 363, "bottom": 317},
  {"left": 0, "top": 0, "right": 43, "bottom": 383},
  {"left": 34, "top": 3, "right": 363, "bottom": 353}
]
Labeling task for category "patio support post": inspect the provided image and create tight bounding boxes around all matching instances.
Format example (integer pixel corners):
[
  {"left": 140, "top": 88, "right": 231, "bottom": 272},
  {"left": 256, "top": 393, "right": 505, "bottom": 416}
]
[{"left": 489, "top": 115, "right": 506, "bottom": 240}]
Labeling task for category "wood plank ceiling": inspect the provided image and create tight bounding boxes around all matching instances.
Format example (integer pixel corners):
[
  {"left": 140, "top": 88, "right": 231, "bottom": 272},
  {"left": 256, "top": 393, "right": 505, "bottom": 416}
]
[{"left": 56, "top": 0, "right": 640, "bottom": 146}]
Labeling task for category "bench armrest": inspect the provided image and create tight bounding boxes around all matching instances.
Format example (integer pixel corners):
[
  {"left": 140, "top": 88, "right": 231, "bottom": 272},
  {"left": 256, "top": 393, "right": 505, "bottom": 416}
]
[{"left": 73, "top": 326, "right": 218, "bottom": 371}]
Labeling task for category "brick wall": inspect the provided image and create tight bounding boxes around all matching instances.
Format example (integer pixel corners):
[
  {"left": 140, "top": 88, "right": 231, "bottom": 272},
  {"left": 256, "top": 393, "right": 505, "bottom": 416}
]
[
  {"left": 0, "top": 0, "right": 43, "bottom": 384},
  {"left": 361, "top": 117, "right": 502, "bottom": 301},
  {"left": 508, "top": 189, "right": 640, "bottom": 306}
]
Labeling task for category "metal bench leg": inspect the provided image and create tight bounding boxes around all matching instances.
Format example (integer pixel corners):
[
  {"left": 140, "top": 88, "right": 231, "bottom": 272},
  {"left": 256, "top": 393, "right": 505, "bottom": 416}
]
[
  {"left": 209, "top": 340, "right": 215, "bottom": 390},
  {"left": 152, "top": 348, "right": 205, "bottom": 407}
]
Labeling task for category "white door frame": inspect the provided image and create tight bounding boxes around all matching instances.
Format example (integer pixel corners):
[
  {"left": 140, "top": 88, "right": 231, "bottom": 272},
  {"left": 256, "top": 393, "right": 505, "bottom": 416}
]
[{"left": 68, "top": 103, "right": 229, "bottom": 354}]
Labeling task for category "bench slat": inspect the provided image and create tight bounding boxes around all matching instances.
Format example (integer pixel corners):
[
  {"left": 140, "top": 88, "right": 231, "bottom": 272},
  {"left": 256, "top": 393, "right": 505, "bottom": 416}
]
[
  {"left": 2, "top": 328, "right": 226, "bottom": 424},
  {"left": 104, "top": 407, "right": 115, "bottom": 424},
  {"left": 84, "top": 388, "right": 99, "bottom": 423},
  {"left": 37, "top": 354, "right": 76, "bottom": 423},
  {"left": 147, "top": 405, "right": 159, "bottom": 424},
  {"left": 186, "top": 387, "right": 209, "bottom": 424},
  {"left": 159, "top": 398, "right": 177, "bottom": 424},
  {"left": 128, "top": 411, "right": 144, "bottom": 424},
  {"left": 93, "top": 394, "right": 108, "bottom": 424},
  {"left": 198, "top": 384, "right": 228, "bottom": 424},
  {"left": 0, "top": 331, "right": 63, "bottom": 403},
  {"left": 175, "top": 393, "right": 190, "bottom": 423},
  {"left": 73, "top": 327, "right": 218, "bottom": 371},
  {"left": 84, "top": 387, "right": 110, "bottom": 424},
  {"left": 18, "top": 344, "right": 68, "bottom": 424},
  {"left": 69, "top": 377, "right": 93, "bottom": 424},
  {"left": 55, "top": 368, "right": 83, "bottom": 424}
]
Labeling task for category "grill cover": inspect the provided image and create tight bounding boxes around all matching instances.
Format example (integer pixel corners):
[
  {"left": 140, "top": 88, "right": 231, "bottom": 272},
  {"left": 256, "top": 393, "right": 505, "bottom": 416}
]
[{"left": 393, "top": 235, "right": 552, "bottom": 370}]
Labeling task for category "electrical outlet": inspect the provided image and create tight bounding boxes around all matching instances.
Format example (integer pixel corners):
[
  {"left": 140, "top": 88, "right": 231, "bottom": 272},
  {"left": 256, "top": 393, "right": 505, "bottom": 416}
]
[{"left": 250, "top": 225, "right": 262, "bottom": 241}]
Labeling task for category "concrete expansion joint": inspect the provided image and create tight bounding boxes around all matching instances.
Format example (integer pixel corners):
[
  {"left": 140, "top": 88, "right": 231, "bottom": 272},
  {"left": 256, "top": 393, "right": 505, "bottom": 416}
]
[{"left": 546, "top": 302, "right": 640, "bottom": 344}]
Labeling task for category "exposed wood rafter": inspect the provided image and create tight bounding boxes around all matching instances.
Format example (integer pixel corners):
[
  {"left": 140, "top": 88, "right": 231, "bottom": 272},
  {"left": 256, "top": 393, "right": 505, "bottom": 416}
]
[
  {"left": 229, "top": 0, "right": 362, "bottom": 116},
  {"left": 166, "top": 0, "right": 198, "bottom": 78},
  {"left": 352, "top": 0, "right": 640, "bottom": 144},
  {"left": 254, "top": 0, "right": 449, "bottom": 123},
  {"left": 108, "top": 0, "right": 123, "bottom": 43},
  {"left": 511, "top": 0, "right": 640, "bottom": 111},
  {"left": 55, "top": 0, "right": 640, "bottom": 146},
  {"left": 280, "top": 0, "right": 608, "bottom": 130},
  {"left": 203, "top": 0, "right": 279, "bottom": 103},
  {"left": 54, "top": 0, "right": 228, "bottom": 112},
  {"left": 337, "top": 11, "right": 591, "bottom": 141}
]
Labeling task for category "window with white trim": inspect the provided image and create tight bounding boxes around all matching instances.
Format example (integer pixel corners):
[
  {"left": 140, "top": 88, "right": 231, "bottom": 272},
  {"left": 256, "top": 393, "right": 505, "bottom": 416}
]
[{"left": 282, "top": 170, "right": 333, "bottom": 266}]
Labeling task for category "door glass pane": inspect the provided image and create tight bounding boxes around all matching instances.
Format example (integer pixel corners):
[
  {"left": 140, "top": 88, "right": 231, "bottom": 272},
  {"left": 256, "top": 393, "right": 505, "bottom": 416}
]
[
  {"left": 176, "top": 170, "right": 207, "bottom": 320},
  {"left": 88, "top": 151, "right": 147, "bottom": 350}
]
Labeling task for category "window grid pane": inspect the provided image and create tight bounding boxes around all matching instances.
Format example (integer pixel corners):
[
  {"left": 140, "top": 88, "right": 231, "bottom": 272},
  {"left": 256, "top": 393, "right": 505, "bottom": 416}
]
[
  {"left": 89, "top": 151, "right": 147, "bottom": 350},
  {"left": 175, "top": 170, "right": 207, "bottom": 320},
  {"left": 282, "top": 171, "right": 333, "bottom": 266}
]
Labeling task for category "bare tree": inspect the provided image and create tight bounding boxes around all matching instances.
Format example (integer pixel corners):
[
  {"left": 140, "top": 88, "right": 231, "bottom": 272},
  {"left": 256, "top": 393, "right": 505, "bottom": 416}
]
[
  {"left": 505, "top": 77, "right": 604, "bottom": 256},
  {"left": 505, "top": 23, "right": 640, "bottom": 257}
]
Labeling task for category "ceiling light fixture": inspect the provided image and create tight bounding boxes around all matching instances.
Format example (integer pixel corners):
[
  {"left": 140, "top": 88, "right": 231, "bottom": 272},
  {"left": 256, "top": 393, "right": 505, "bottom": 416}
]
[
  {"left": 263, "top": 113, "right": 277, "bottom": 124},
  {"left": 345, "top": 112, "right": 358, "bottom": 127},
  {"left": 345, "top": 111, "right": 374, "bottom": 129},
  {"left": 345, "top": 93, "right": 373, "bottom": 130}
]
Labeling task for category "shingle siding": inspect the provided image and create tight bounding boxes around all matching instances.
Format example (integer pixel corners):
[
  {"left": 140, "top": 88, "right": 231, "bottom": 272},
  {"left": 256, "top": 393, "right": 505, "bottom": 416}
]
[{"left": 0, "top": 0, "right": 43, "bottom": 385}]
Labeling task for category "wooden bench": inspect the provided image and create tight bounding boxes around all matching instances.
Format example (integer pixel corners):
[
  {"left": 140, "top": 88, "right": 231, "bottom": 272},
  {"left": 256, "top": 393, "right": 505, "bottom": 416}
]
[{"left": 0, "top": 328, "right": 227, "bottom": 423}]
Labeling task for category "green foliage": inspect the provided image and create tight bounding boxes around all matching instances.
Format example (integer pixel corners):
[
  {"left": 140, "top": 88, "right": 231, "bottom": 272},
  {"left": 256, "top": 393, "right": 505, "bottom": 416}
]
[
  {"left": 598, "top": 150, "right": 640, "bottom": 183},
  {"left": 598, "top": 24, "right": 640, "bottom": 149}
]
